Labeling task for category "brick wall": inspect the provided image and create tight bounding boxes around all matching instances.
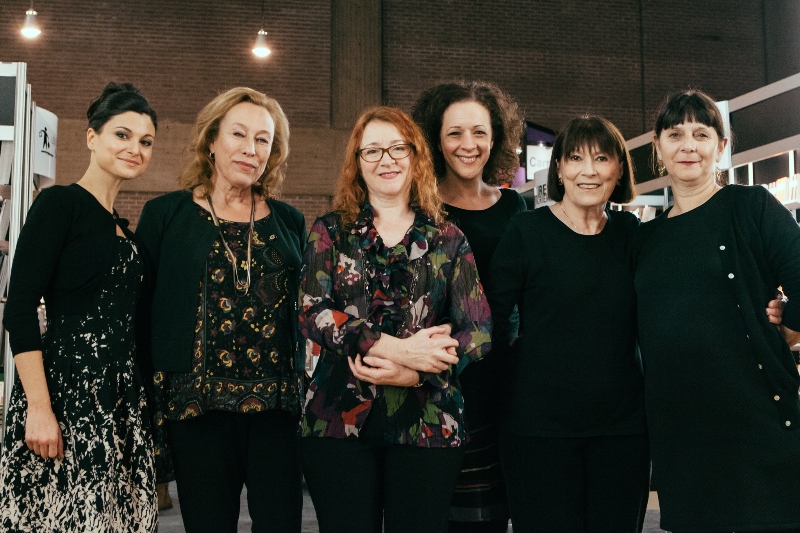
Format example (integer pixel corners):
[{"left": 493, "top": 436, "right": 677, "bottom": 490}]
[
  {"left": 0, "top": 0, "right": 331, "bottom": 127},
  {"left": 0, "top": 0, "right": 771, "bottom": 215},
  {"left": 115, "top": 191, "right": 160, "bottom": 229},
  {"left": 382, "top": 0, "right": 766, "bottom": 139}
]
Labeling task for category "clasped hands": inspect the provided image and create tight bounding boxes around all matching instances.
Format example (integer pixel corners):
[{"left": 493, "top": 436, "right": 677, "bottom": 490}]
[{"left": 347, "top": 324, "right": 459, "bottom": 387}]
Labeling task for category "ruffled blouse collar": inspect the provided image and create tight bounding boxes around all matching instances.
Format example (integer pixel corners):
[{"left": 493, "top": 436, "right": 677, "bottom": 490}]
[
  {"left": 352, "top": 204, "right": 435, "bottom": 335},
  {"left": 352, "top": 203, "right": 434, "bottom": 260}
]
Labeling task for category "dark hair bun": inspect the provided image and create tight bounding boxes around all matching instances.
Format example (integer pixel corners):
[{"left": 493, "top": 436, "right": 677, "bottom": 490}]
[{"left": 87, "top": 82, "right": 158, "bottom": 132}]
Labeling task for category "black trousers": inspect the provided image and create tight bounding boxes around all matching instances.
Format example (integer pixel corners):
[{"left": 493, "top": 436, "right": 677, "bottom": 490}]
[
  {"left": 300, "top": 436, "right": 465, "bottom": 533},
  {"left": 168, "top": 410, "right": 303, "bottom": 533},
  {"left": 500, "top": 431, "right": 650, "bottom": 533}
]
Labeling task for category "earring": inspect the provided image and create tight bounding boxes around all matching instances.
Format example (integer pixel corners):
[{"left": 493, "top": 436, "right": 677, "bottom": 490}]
[
  {"left": 208, "top": 151, "right": 215, "bottom": 163},
  {"left": 656, "top": 159, "right": 666, "bottom": 177},
  {"left": 558, "top": 177, "right": 563, "bottom": 185}
]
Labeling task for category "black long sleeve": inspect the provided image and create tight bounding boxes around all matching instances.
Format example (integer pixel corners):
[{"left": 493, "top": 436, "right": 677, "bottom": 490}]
[
  {"left": 4, "top": 184, "right": 123, "bottom": 355},
  {"left": 486, "top": 207, "right": 645, "bottom": 437}
]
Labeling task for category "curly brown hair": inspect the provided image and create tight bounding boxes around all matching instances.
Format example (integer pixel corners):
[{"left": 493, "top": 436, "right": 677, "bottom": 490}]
[
  {"left": 411, "top": 81, "right": 523, "bottom": 186},
  {"left": 333, "top": 106, "right": 445, "bottom": 227},
  {"left": 179, "top": 87, "right": 290, "bottom": 198}
]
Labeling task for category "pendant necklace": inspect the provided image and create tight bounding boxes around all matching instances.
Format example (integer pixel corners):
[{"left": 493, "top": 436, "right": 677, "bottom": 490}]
[
  {"left": 206, "top": 190, "right": 255, "bottom": 295},
  {"left": 559, "top": 202, "right": 605, "bottom": 236}
]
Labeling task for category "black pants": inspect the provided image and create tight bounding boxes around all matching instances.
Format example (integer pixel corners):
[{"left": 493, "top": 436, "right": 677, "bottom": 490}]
[
  {"left": 500, "top": 431, "right": 650, "bottom": 533},
  {"left": 168, "top": 410, "right": 303, "bottom": 533},
  {"left": 448, "top": 519, "right": 509, "bottom": 533},
  {"left": 300, "top": 436, "right": 465, "bottom": 533}
]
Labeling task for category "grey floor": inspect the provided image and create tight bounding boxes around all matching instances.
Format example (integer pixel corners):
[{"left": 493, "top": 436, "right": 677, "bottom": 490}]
[{"left": 157, "top": 483, "right": 666, "bottom": 532}]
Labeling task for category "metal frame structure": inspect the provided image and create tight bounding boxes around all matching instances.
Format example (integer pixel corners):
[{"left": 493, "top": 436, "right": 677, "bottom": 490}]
[
  {"left": 1, "top": 62, "right": 36, "bottom": 431},
  {"left": 626, "top": 72, "right": 800, "bottom": 211}
]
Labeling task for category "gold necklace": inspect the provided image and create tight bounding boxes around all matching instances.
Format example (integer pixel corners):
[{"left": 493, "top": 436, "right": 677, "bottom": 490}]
[
  {"left": 205, "top": 191, "right": 255, "bottom": 295},
  {"left": 558, "top": 202, "right": 605, "bottom": 235}
]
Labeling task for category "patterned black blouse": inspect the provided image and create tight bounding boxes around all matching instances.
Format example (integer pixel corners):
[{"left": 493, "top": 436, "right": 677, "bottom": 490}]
[{"left": 154, "top": 204, "right": 301, "bottom": 420}]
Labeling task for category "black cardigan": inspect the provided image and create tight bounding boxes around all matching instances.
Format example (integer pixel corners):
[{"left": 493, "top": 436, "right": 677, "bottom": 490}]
[
  {"left": 635, "top": 184, "right": 800, "bottom": 429},
  {"left": 4, "top": 184, "right": 136, "bottom": 355},
  {"left": 135, "top": 190, "right": 307, "bottom": 375}
]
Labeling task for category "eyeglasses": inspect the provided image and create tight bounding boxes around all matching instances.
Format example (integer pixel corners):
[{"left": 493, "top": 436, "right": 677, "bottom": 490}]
[{"left": 357, "top": 143, "right": 415, "bottom": 163}]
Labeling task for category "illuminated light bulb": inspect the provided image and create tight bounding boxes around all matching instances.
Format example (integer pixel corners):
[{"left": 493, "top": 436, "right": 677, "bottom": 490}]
[
  {"left": 252, "top": 30, "right": 271, "bottom": 58},
  {"left": 21, "top": 9, "right": 41, "bottom": 39}
]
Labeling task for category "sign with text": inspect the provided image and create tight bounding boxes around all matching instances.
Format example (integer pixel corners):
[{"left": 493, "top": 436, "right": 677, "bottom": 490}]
[
  {"left": 526, "top": 144, "right": 552, "bottom": 182},
  {"left": 532, "top": 168, "right": 553, "bottom": 209}
]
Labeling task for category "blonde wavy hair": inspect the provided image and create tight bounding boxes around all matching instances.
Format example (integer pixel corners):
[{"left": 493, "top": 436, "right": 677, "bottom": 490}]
[
  {"left": 333, "top": 106, "right": 445, "bottom": 227},
  {"left": 179, "top": 87, "right": 290, "bottom": 198}
]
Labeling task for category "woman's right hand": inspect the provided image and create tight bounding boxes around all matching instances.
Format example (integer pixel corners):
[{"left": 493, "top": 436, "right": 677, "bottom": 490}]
[
  {"left": 25, "top": 405, "right": 63, "bottom": 459},
  {"left": 369, "top": 325, "right": 459, "bottom": 373}
]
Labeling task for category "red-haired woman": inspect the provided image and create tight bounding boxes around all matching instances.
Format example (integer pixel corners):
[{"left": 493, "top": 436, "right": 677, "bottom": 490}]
[{"left": 298, "top": 106, "right": 493, "bottom": 533}]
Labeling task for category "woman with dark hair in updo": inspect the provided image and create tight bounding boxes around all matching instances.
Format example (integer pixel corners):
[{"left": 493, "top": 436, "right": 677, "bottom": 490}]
[
  {"left": 0, "top": 83, "right": 158, "bottom": 531},
  {"left": 412, "top": 80, "right": 525, "bottom": 533}
]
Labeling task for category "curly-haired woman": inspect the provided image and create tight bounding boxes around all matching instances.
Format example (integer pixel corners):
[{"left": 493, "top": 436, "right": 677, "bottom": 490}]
[{"left": 412, "top": 81, "right": 525, "bottom": 533}]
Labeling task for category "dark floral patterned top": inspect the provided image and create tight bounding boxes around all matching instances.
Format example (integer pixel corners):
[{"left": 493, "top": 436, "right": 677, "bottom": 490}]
[
  {"left": 299, "top": 205, "right": 492, "bottom": 448},
  {"left": 154, "top": 205, "right": 301, "bottom": 421}
]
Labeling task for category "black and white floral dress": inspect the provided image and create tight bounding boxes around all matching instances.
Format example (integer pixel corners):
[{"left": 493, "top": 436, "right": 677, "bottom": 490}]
[{"left": 0, "top": 237, "right": 157, "bottom": 532}]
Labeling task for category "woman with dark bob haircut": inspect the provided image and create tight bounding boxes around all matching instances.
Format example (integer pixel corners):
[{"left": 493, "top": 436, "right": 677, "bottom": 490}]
[
  {"left": 136, "top": 87, "right": 306, "bottom": 532},
  {"left": 0, "top": 82, "right": 158, "bottom": 531},
  {"left": 634, "top": 90, "right": 800, "bottom": 533},
  {"left": 487, "top": 116, "right": 650, "bottom": 532},
  {"left": 298, "top": 106, "right": 493, "bottom": 533},
  {"left": 412, "top": 81, "right": 525, "bottom": 533}
]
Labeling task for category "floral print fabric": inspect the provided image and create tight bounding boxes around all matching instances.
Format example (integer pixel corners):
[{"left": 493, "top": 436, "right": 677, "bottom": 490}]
[
  {"left": 299, "top": 205, "right": 492, "bottom": 447},
  {"left": 0, "top": 238, "right": 157, "bottom": 532}
]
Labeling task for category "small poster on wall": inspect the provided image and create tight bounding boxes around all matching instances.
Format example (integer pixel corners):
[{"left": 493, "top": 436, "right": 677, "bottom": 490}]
[
  {"left": 526, "top": 144, "right": 552, "bottom": 182},
  {"left": 33, "top": 106, "right": 57, "bottom": 189},
  {"left": 532, "top": 168, "right": 554, "bottom": 209}
]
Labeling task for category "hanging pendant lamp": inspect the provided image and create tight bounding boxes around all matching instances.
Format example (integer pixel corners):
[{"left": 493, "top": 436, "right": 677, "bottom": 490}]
[
  {"left": 21, "top": 1, "right": 41, "bottom": 39},
  {"left": 252, "top": 0, "right": 271, "bottom": 58}
]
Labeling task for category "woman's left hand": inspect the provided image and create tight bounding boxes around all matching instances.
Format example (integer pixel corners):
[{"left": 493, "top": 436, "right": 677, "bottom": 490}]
[
  {"left": 766, "top": 292, "right": 786, "bottom": 325},
  {"left": 348, "top": 354, "right": 419, "bottom": 387}
]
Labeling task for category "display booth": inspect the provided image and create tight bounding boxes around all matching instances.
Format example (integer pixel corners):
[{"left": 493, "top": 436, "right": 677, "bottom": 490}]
[
  {"left": 0, "top": 62, "right": 57, "bottom": 435},
  {"left": 518, "top": 72, "right": 800, "bottom": 223}
]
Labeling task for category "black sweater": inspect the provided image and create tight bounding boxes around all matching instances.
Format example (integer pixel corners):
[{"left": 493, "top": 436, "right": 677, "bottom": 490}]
[
  {"left": 486, "top": 207, "right": 645, "bottom": 436},
  {"left": 135, "top": 190, "right": 307, "bottom": 374},
  {"left": 4, "top": 184, "right": 136, "bottom": 355}
]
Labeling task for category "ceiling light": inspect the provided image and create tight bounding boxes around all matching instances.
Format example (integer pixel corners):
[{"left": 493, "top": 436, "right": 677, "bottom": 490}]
[
  {"left": 252, "top": 30, "right": 271, "bottom": 58},
  {"left": 252, "top": 0, "right": 271, "bottom": 58},
  {"left": 21, "top": 6, "right": 41, "bottom": 39}
]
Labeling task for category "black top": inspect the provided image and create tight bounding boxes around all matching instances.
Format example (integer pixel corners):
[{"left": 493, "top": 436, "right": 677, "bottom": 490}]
[
  {"left": 135, "top": 190, "right": 307, "bottom": 375},
  {"left": 4, "top": 184, "right": 136, "bottom": 355},
  {"left": 635, "top": 185, "right": 800, "bottom": 532},
  {"left": 487, "top": 206, "right": 646, "bottom": 437},
  {"left": 444, "top": 188, "right": 526, "bottom": 427},
  {"left": 444, "top": 189, "right": 527, "bottom": 282}
]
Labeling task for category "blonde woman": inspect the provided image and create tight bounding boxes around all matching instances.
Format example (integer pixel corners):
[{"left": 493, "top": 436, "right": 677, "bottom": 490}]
[{"left": 136, "top": 87, "right": 306, "bottom": 532}]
